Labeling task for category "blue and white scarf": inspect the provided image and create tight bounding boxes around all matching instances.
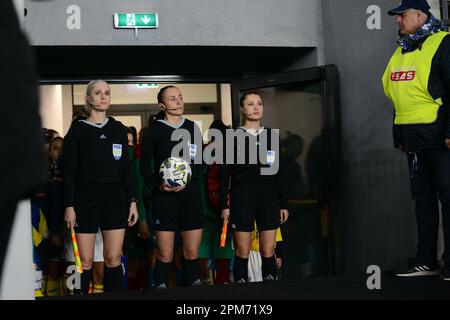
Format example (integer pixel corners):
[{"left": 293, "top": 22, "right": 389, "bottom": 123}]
[{"left": 398, "top": 14, "right": 448, "bottom": 52}]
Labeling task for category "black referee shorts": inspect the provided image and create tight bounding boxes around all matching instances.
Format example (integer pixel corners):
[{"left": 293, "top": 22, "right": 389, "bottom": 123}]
[
  {"left": 152, "top": 180, "right": 203, "bottom": 232},
  {"left": 74, "top": 183, "right": 128, "bottom": 233},
  {"left": 229, "top": 183, "right": 280, "bottom": 232}
]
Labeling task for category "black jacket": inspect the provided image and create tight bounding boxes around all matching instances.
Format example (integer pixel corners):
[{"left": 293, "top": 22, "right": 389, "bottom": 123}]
[
  {"left": 0, "top": 0, "right": 46, "bottom": 208},
  {"left": 393, "top": 34, "right": 450, "bottom": 151}
]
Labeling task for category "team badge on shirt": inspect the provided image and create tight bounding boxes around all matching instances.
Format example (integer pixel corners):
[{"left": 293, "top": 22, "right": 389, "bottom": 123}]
[
  {"left": 189, "top": 143, "right": 197, "bottom": 161},
  {"left": 266, "top": 150, "right": 275, "bottom": 167},
  {"left": 112, "top": 144, "right": 122, "bottom": 160}
]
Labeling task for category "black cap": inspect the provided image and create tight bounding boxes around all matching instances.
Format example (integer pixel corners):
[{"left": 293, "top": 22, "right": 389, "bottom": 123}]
[{"left": 388, "top": 0, "right": 431, "bottom": 16}]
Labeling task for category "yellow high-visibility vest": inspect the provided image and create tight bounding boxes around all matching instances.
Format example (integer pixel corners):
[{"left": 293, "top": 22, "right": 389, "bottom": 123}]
[{"left": 382, "top": 31, "right": 448, "bottom": 125}]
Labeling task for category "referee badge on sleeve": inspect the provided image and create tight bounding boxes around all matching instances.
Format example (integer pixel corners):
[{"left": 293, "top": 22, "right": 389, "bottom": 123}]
[
  {"left": 266, "top": 150, "right": 275, "bottom": 167},
  {"left": 189, "top": 143, "right": 197, "bottom": 161},
  {"left": 112, "top": 144, "right": 122, "bottom": 160}
]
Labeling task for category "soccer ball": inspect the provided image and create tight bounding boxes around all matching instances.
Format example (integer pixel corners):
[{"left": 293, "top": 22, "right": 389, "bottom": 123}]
[{"left": 159, "top": 157, "right": 192, "bottom": 188}]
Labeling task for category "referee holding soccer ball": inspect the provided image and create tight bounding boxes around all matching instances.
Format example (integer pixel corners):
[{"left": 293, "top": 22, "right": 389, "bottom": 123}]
[{"left": 140, "top": 86, "right": 205, "bottom": 288}]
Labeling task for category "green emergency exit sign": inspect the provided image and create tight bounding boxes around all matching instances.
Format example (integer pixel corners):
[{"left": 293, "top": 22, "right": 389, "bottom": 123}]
[{"left": 114, "top": 13, "right": 159, "bottom": 28}]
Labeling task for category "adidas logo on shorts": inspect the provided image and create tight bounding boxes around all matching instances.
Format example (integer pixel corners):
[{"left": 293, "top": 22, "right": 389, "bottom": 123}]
[
  {"left": 191, "top": 279, "right": 202, "bottom": 286},
  {"left": 155, "top": 283, "right": 167, "bottom": 289},
  {"left": 99, "top": 134, "right": 107, "bottom": 139},
  {"left": 155, "top": 219, "right": 160, "bottom": 225}
]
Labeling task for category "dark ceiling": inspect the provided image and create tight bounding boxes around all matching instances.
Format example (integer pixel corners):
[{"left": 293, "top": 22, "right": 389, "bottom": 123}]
[{"left": 33, "top": 46, "right": 313, "bottom": 83}]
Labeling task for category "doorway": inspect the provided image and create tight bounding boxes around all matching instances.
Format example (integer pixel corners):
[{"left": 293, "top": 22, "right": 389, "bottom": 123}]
[
  {"left": 37, "top": 65, "right": 340, "bottom": 283},
  {"left": 231, "top": 66, "right": 340, "bottom": 278}
]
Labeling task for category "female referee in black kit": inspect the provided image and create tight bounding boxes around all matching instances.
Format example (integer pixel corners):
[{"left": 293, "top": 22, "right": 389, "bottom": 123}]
[
  {"left": 140, "top": 86, "right": 205, "bottom": 289},
  {"left": 219, "top": 92, "right": 289, "bottom": 284},
  {"left": 63, "top": 80, "right": 138, "bottom": 293}
]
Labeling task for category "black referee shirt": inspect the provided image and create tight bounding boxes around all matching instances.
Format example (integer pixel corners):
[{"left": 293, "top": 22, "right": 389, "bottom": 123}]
[
  {"left": 63, "top": 117, "right": 135, "bottom": 207},
  {"left": 218, "top": 127, "right": 289, "bottom": 210},
  {"left": 140, "top": 118, "right": 205, "bottom": 188}
]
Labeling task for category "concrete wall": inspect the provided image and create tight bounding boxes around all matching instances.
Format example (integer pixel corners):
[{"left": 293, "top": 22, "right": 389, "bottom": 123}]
[
  {"left": 61, "top": 85, "right": 73, "bottom": 136},
  {"left": 12, "top": 0, "right": 24, "bottom": 25},
  {"left": 220, "top": 84, "right": 232, "bottom": 127},
  {"left": 72, "top": 83, "right": 218, "bottom": 105},
  {"left": 430, "top": 0, "right": 442, "bottom": 18},
  {"left": 24, "top": 0, "right": 322, "bottom": 48},
  {"left": 39, "top": 85, "right": 64, "bottom": 136},
  {"left": 39, "top": 85, "right": 73, "bottom": 136}
]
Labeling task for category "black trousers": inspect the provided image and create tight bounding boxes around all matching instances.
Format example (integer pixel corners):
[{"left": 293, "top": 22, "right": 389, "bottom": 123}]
[
  {"left": 0, "top": 201, "right": 18, "bottom": 288},
  {"left": 407, "top": 148, "right": 450, "bottom": 267}
]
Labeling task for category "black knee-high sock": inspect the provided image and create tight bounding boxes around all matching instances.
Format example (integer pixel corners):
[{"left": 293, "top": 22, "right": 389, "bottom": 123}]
[
  {"left": 81, "top": 269, "right": 92, "bottom": 294},
  {"left": 233, "top": 256, "right": 248, "bottom": 284},
  {"left": 183, "top": 258, "right": 201, "bottom": 286},
  {"left": 154, "top": 259, "right": 171, "bottom": 289},
  {"left": 262, "top": 255, "right": 277, "bottom": 281},
  {"left": 104, "top": 266, "right": 123, "bottom": 292}
]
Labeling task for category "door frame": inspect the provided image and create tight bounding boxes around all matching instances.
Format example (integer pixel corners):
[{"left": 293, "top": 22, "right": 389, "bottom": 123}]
[{"left": 38, "top": 66, "right": 342, "bottom": 275}]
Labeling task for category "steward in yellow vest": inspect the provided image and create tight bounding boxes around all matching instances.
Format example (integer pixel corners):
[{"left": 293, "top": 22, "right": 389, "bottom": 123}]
[
  {"left": 382, "top": 6, "right": 450, "bottom": 152},
  {"left": 383, "top": 0, "right": 450, "bottom": 280}
]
